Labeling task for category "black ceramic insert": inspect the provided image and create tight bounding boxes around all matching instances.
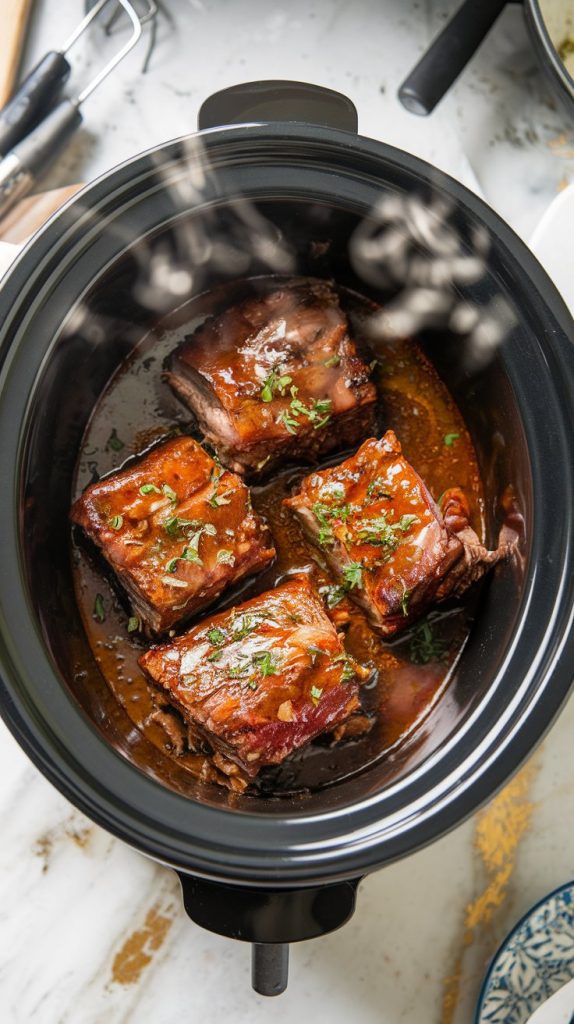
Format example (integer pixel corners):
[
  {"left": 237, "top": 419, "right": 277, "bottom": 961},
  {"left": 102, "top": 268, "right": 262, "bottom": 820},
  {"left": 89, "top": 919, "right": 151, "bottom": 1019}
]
[{"left": 0, "top": 123, "right": 574, "bottom": 992}]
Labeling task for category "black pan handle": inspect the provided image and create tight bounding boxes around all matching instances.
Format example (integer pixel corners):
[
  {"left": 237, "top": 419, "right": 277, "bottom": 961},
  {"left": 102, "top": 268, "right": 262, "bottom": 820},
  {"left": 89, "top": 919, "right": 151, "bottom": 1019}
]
[
  {"left": 198, "top": 80, "right": 358, "bottom": 133},
  {"left": 0, "top": 52, "right": 71, "bottom": 157},
  {"left": 398, "top": 0, "right": 508, "bottom": 115}
]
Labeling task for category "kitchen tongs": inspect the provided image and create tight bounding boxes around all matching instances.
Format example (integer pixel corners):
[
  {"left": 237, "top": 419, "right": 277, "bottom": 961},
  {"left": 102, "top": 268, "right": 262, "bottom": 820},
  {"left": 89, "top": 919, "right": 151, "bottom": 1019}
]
[{"left": 0, "top": 0, "right": 156, "bottom": 221}]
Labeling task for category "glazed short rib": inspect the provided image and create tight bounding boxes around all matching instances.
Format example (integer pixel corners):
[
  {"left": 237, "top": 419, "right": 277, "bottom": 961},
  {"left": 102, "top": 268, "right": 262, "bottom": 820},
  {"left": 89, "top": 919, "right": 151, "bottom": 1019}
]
[
  {"left": 164, "top": 279, "right": 377, "bottom": 475},
  {"left": 139, "top": 576, "right": 364, "bottom": 781},
  {"left": 70, "top": 436, "right": 275, "bottom": 634},
  {"left": 284, "top": 431, "right": 510, "bottom": 636}
]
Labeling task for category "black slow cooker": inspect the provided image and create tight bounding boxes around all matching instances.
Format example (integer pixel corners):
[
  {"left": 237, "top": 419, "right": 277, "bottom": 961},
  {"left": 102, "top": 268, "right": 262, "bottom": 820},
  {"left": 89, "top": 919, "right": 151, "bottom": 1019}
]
[{"left": 1, "top": 84, "right": 574, "bottom": 996}]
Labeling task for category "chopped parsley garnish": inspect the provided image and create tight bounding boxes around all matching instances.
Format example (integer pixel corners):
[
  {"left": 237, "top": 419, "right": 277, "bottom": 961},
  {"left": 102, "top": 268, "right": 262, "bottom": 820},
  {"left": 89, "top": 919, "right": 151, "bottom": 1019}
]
[
  {"left": 276, "top": 385, "right": 332, "bottom": 433},
  {"left": 109, "top": 514, "right": 123, "bottom": 530},
  {"left": 286, "top": 612, "right": 303, "bottom": 624},
  {"left": 165, "top": 523, "right": 216, "bottom": 571},
  {"left": 252, "top": 650, "right": 278, "bottom": 676},
  {"left": 323, "top": 354, "right": 341, "bottom": 368},
  {"left": 247, "top": 680, "right": 259, "bottom": 690},
  {"left": 321, "top": 584, "right": 347, "bottom": 609},
  {"left": 342, "top": 562, "right": 363, "bottom": 590},
  {"left": 444, "top": 433, "right": 460, "bottom": 447},
  {"left": 207, "top": 649, "right": 224, "bottom": 662},
  {"left": 207, "top": 488, "right": 233, "bottom": 508},
  {"left": 355, "top": 512, "right": 419, "bottom": 548},
  {"left": 260, "top": 369, "right": 293, "bottom": 402},
  {"left": 409, "top": 621, "right": 449, "bottom": 665},
  {"left": 312, "top": 501, "right": 353, "bottom": 546},
  {"left": 140, "top": 483, "right": 161, "bottom": 496},
  {"left": 107, "top": 428, "right": 125, "bottom": 452},
  {"left": 207, "top": 627, "right": 226, "bottom": 646},
  {"left": 163, "top": 516, "right": 204, "bottom": 538},
  {"left": 216, "top": 549, "right": 235, "bottom": 565},
  {"left": 231, "top": 614, "right": 257, "bottom": 642},
  {"left": 310, "top": 685, "right": 323, "bottom": 705},
  {"left": 127, "top": 616, "right": 141, "bottom": 633},
  {"left": 366, "top": 479, "right": 392, "bottom": 500},
  {"left": 333, "top": 652, "right": 356, "bottom": 683},
  {"left": 276, "top": 408, "right": 300, "bottom": 434},
  {"left": 228, "top": 661, "right": 250, "bottom": 678},
  {"left": 181, "top": 532, "right": 204, "bottom": 566},
  {"left": 400, "top": 586, "right": 411, "bottom": 617},
  {"left": 93, "top": 593, "right": 105, "bottom": 623},
  {"left": 307, "top": 644, "right": 328, "bottom": 664},
  {"left": 162, "top": 483, "right": 177, "bottom": 503}
]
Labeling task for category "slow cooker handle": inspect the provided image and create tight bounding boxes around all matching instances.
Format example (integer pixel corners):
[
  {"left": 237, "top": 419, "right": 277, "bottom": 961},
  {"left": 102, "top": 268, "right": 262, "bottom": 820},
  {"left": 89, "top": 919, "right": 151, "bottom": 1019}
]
[
  {"left": 177, "top": 872, "right": 362, "bottom": 996},
  {"left": 198, "top": 80, "right": 358, "bottom": 133}
]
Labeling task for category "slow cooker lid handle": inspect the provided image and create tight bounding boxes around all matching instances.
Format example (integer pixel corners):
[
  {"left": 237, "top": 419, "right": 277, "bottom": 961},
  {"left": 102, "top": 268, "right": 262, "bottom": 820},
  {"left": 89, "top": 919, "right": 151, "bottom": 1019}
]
[{"left": 198, "top": 80, "right": 358, "bottom": 133}]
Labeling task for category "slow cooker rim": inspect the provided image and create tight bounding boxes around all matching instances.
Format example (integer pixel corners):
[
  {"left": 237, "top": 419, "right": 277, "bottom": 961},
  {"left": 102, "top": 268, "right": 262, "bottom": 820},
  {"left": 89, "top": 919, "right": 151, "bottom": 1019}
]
[{"left": 1, "top": 123, "right": 574, "bottom": 884}]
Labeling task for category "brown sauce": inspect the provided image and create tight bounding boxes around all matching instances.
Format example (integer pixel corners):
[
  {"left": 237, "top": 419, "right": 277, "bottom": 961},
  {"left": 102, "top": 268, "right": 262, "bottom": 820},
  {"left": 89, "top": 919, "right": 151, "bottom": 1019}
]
[{"left": 71, "top": 278, "right": 484, "bottom": 796}]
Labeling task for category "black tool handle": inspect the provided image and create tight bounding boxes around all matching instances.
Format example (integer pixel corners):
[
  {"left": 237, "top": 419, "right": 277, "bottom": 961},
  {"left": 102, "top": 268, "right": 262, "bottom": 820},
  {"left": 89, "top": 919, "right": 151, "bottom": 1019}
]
[
  {"left": 0, "top": 100, "right": 82, "bottom": 220},
  {"left": 0, "top": 52, "right": 71, "bottom": 156},
  {"left": 10, "top": 98, "right": 82, "bottom": 177},
  {"left": 398, "top": 0, "right": 508, "bottom": 115}
]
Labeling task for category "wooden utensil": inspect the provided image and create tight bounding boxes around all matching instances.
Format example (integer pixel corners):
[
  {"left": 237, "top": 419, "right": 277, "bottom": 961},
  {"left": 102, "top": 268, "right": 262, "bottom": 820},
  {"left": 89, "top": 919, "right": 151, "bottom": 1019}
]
[{"left": 0, "top": 0, "right": 33, "bottom": 109}]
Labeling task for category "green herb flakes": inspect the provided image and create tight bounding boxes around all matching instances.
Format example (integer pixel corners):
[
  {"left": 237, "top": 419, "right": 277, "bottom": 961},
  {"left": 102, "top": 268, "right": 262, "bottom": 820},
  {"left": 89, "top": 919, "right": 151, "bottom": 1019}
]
[
  {"left": 165, "top": 557, "right": 180, "bottom": 573},
  {"left": 207, "top": 627, "right": 226, "bottom": 647},
  {"left": 162, "top": 483, "right": 177, "bottom": 503},
  {"left": 127, "top": 616, "right": 141, "bottom": 633},
  {"left": 252, "top": 650, "right": 278, "bottom": 677},
  {"left": 310, "top": 685, "right": 323, "bottom": 705},
  {"left": 140, "top": 483, "right": 161, "bottom": 496},
  {"left": 323, "top": 355, "right": 341, "bottom": 368},
  {"left": 342, "top": 562, "right": 363, "bottom": 590},
  {"left": 228, "top": 661, "right": 250, "bottom": 678},
  {"left": 307, "top": 644, "right": 327, "bottom": 663},
  {"left": 398, "top": 514, "right": 419, "bottom": 532},
  {"left": 333, "top": 652, "right": 356, "bottom": 683},
  {"left": 216, "top": 549, "right": 235, "bottom": 565},
  {"left": 107, "top": 428, "right": 125, "bottom": 452},
  {"left": 260, "top": 369, "right": 293, "bottom": 402},
  {"left": 109, "top": 514, "right": 123, "bottom": 530},
  {"left": 163, "top": 516, "right": 203, "bottom": 538},
  {"left": 409, "top": 620, "right": 448, "bottom": 665},
  {"left": 207, "top": 650, "right": 224, "bottom": 662},
  {"left": 207, "top": 488, "right": 233, "bottom": 508},
  {"left": 443, "top": 433, "right": 460, "bottom": 447},
  {"left": 276, "top": 386, "right": 332, "bottom": 433},
  {"left": 321, "top": 584, "right": 347, "bottom": 609},
  {"left": 93, "top": 593, "right": 105, "bottom": 623},
  {"left": 400, "top": 586, "right": 411, "bottom": 617},
  {"left": 366, "top": 479, "right": 392, "bottom": 500}
]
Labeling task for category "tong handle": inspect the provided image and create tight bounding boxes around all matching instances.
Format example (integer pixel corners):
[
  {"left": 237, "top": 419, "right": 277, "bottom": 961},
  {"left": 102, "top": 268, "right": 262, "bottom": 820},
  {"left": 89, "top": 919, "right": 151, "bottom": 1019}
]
[
  {"left": 0, "top": 99, "right": 82, "bottom": 220},
  {"left": 0, "top": 51, "right": 71, "bottom": 157}
]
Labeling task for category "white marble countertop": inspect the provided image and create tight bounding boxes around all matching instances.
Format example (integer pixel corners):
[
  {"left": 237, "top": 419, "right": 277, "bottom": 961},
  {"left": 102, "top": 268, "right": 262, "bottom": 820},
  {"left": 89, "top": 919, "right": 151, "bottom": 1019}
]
[{"left": 2, "top": 2, "right": 574, "bottom": 1022}]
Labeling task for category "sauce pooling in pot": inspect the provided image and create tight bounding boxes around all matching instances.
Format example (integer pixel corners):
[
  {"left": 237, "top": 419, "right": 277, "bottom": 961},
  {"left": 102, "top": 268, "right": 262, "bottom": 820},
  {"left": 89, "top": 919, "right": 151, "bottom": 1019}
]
[{"left": 71, "top": 280, "right": 484, "bottom": 796}]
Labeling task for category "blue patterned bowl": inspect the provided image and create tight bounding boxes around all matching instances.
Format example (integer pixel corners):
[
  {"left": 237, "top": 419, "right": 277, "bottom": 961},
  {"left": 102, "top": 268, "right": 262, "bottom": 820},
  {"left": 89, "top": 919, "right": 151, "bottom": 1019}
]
[{"left": 476, "top": 882, "right": 574, "bottom": 1023}]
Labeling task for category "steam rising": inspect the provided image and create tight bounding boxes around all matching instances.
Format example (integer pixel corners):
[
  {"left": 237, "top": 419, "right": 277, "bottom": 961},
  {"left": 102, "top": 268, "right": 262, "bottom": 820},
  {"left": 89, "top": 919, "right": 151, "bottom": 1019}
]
[
  {"left": 350, "top": 192, "right": 516, "bottom": 371},
  {"left": 61, "top": 133, "right": 515, "bottom": 375}
]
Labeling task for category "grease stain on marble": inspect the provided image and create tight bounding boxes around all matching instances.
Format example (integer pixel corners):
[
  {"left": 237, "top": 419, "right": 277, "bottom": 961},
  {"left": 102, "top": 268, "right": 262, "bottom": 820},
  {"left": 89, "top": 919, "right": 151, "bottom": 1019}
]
[
  {"left": 111, "top": 903, "right": 176, "bottom": 987},
  {"left": 441, "top": 760, "right": 539, "bottom": 1022},
  {"left": 32, "top": 814, "right": 95, "bottom": 873}
]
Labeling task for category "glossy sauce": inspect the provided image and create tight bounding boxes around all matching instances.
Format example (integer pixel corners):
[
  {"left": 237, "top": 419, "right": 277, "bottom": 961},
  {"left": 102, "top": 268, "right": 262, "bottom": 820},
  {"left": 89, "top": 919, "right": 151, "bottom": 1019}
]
[{"left": 71, "top": 279, "right": 484, "bottom": 796}]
